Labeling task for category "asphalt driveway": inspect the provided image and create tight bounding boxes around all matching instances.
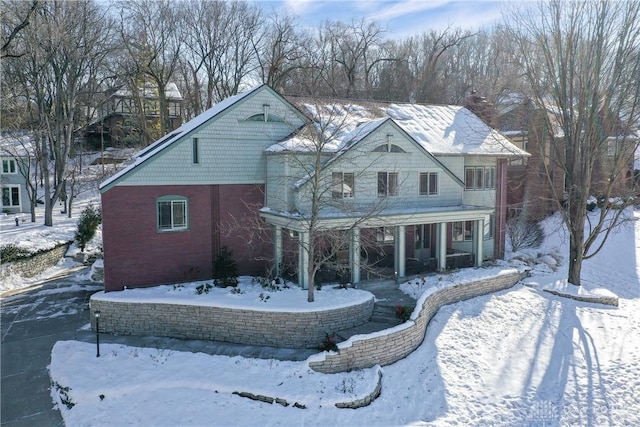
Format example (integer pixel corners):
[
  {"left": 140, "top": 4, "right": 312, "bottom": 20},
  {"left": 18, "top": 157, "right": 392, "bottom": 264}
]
[{"left": 1, "top": 273, "right": 98, "bottom": 427}]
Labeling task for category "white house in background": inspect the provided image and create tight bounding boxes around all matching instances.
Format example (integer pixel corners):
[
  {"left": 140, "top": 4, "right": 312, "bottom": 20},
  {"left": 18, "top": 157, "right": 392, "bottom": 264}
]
[
  {"left": 1, "top": 136, "right": 32, "bottom": 214},
  {"left": 99, "top": 85, "right": 528, "bottom": 292}
]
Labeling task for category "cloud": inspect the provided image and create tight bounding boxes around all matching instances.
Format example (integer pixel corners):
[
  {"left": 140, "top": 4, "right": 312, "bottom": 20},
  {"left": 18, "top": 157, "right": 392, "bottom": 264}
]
[{"left": 367, "top": 0, "right": 451, "bottom": 22}]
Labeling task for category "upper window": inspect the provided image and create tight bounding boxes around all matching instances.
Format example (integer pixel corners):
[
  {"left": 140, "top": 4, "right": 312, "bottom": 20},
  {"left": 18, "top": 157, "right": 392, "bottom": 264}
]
[
  {"left": 378, "top": 172, "right": 398, "bottom": 197},
  {"left": 1, "top": 186, "right": 20, "bottom": 207},
  {"left": 419, "top": 172, "right": 438, "bottom": 196},
  {"left": 157, "top": 196, "right": 188, "bottom": 231},
  {"left": 245, "top": 113, "right": 283, "bottom": 122},
  {"left": 2, "top": 159, "right": 17, "bottom": 174},
  {"left": 192, "top": 138, "right": 199, "bottom": 164},
  {"left": 465, "top": 166, "right": 496, "bottom": 190},
  {"left": 332, "top": 172, "right": 354, "bottom": 199},
  {"left": 373, "top": 144, "right": 406, "bottom": 153}
]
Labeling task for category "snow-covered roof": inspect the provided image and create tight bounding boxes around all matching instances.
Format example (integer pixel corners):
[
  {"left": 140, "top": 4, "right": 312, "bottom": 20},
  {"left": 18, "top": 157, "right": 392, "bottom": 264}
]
[
  {"left": 277, "top": 97, "right": 528, "bottom": 157},
  {"left": 112, "top": 82, "right": 183, "bottom": 101},
  {"left": 100, "top": 86, "right": 263, "bottom": 190}
]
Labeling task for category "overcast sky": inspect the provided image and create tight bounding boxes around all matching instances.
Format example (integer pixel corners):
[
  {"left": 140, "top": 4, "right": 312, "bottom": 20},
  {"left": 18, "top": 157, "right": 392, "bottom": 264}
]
[{"left": 255, "top": 0, "right": 507, "bottom": 38}]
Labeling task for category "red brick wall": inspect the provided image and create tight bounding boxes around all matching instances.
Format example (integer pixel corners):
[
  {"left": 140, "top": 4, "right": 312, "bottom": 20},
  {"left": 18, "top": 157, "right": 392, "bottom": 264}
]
[{"left": 102, "top": 184, "right": 270, "bottom": 292}]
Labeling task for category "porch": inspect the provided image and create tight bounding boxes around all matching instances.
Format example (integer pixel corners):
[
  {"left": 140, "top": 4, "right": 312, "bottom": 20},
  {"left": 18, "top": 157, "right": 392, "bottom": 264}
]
[{"left": 260, "top": 205, "right": 494, "bottom": 289}]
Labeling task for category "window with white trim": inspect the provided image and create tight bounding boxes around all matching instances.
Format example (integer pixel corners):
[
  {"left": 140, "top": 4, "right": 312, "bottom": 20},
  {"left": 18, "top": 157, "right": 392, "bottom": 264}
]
[
  {"left": 378, "top": 172, "right": 398, "bottom": 197},
  {"left": 332, "top": 172, "right": 354, "bottom": 198},
  {"left": 2, "top": 159, "right": 17, "bottom": 174},
  {"left": 419, "top": 172, "right": 438, "bottom": 196},
  {"left": 157, "top": 196, "right": 188, "bottom": 231},
  {"left": 452, "top": 221, "right": 473, "bottom": 242},
  {"left": 376, "top": 227, "right": 395, "bottom": 243},
  {"left": 484, "top": 214, "right": 495, "bottom": 240},
  {"left": 1, "top": 185, "right": 20, "bottom": 208},
  {"left": 464, "top": 166, "right": 496, "bottom": 190}
]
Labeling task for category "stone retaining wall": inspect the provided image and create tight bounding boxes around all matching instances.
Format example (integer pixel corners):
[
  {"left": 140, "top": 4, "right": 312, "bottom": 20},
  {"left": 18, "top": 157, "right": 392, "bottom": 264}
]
[
  {"left": 309, "top": 270, "right": 522, "bottom": 373},
  {"left": 0, "top": 242, "right": 71, "bottom": 280},
  {"left": 90, "top": 296, "right": 374, "bottom": 349}
]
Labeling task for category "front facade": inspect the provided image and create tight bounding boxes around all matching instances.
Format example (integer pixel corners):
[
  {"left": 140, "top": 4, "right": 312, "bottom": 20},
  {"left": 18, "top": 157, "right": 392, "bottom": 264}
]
[
  {"left": 1, "top": 155, "right": 31, "bottom": 214},
  {"left": 100, "top": 85, "right": 527, "bottom": 292}
]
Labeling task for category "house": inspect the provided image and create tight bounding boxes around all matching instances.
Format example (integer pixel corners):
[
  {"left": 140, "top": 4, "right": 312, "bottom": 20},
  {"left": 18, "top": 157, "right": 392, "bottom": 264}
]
[
  {"left": 99, "top": 85, "right": 528, "bottom": 292},
  {"left": 1, "top": 136, "right": 32, "bottom": 215},
  {"left": 489, "top": 95, "right": 638, "bottom": 220},
  {"left": 84, "top": 82, "right": 183, "bottom": 147}
]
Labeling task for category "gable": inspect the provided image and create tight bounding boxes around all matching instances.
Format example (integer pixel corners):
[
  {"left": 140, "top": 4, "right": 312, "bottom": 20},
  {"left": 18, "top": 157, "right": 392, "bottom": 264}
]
[{"left": 100, "top": 85, "right": 308, "bottom": 192}]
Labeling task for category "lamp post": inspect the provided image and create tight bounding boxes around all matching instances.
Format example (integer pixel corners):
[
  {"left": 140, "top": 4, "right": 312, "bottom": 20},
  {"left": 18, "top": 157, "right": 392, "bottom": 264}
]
[{"left": 95, "top": 310, "right": 101, "bottom": 357}]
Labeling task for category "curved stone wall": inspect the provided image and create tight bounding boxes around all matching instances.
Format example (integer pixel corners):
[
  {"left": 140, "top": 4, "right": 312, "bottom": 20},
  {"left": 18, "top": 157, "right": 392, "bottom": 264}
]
[
  {"left": 90, "top": 295, "right": 374, "bottom": 349},
  {"left": 308, "top": 270, "right": 522, "bottom": 373},
  {"left": 0, "top": 242, "right": 71, "bottom": 281}
]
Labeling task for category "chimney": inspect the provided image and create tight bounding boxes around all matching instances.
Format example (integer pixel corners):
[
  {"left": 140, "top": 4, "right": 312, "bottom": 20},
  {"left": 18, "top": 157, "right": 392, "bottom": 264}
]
[{"left": 464, "top": 90, "right": 496, "bottom": 128}]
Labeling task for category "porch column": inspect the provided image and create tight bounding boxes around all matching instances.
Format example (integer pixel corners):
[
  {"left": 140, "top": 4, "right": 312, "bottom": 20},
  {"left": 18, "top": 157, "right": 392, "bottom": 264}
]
[
  {"left": 274, "top": 225, "right": 283, "bottom": 277},
  {"left": 350, "top": 227, "right": 361, "bottom": 285},
  {"left": 394, "top": 225, "right": 406, "bottom": 280},
  {"left": 474, "top": 219, "right": 484, "bottom": 267},
  {"left": 298, "top": 231, "right": 309, "bottom": 289},
  {"left": 437, "top": 222, "right": 447, "bottom": 271}
]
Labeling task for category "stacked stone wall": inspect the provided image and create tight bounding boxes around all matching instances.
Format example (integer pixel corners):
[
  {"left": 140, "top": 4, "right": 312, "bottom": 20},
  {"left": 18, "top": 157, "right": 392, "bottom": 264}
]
[
  {"left": 0, "top": 242, "right": 71, "bottom": 280},
  {"left": 309, "top": 271, "right": 521, "bottom": 373},
  {"left": 90, "top": 296, "right": 374, "bottom": 349}
]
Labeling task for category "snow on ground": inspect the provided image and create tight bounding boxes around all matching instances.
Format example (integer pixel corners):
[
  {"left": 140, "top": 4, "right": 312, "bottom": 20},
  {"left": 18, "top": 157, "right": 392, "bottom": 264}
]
[
  {"left": 93, "top": 277, "right": 373, "bottom": 312},
  {"left": 0, "top": 151, "right": 119, "bottom": 294},
  {"left": 48, "top": 208, "right": 640, "bottom": 426}
]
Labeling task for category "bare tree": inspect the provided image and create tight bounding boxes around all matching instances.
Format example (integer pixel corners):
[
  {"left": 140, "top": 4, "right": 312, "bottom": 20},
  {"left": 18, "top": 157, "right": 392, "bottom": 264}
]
[
  {"left": 254, "top": 11, "right": 309, "bottom": 92},
  {"left": 9, "top": 0, "right": 113, "bottom": 226},
  {"left": 117, "top": 0, "right": 181, "bottom": 140},
  {"left": 0, "top": 0, "right": 38, "bottom": 59},
  {"left": 507, "top": 0, "right": 640, "bottom": 285}
]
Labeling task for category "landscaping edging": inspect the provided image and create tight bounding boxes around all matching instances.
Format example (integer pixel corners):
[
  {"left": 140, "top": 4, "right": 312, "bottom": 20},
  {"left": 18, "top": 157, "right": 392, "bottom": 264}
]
[
  {"left": 90, "top": 294, "right": 374, "bottom": 349},
  {"left": 308, "top": 269, "right": 523, "bottom": 373},
  {"left": 0, "top": 242, "right": 72, "bottom": 280}
]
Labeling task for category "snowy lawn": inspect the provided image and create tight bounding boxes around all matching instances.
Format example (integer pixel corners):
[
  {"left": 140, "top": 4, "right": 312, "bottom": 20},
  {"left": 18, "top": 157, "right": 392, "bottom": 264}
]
[{"left": 49, "top": 208, "right": 640, "bottom": 426}]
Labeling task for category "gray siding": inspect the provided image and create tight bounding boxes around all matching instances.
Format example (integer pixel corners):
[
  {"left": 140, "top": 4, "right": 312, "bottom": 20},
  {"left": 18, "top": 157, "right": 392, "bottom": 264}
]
[
  {"left": 289, "top": 122, "right": 465, "bottom": 216},
  {"left": 117, "top": 90, "right": 306, "bottom": 187}
]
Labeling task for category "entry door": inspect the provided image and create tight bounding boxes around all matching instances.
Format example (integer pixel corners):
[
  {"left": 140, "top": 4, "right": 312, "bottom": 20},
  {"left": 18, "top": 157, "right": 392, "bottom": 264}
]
[{"left": 414, "top": 224, "right": 434, "bottom": 261}]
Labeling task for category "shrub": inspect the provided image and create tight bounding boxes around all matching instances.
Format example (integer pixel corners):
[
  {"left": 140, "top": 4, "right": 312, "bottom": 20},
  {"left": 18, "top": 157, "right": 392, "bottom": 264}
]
[
  {"left": 195, "top": 283, "right": 212, "bottom": 295},
  {"left": 395, "top": 305, "right": 412, "bottom": 322},
  {"left": 507, "top": 216, "right": 544, "bottom": 252},
  {"left": 75, "top": 205, "right": 102, "bottom": 252},
  {"left": 0, "top": 244, "right": 32, "bottom": 262},
  {"left": 318, "top": 333, "right": 338, "bottom": 352},
  {"left": 212, "top": 246, "right": 239, "bottom": 287}
]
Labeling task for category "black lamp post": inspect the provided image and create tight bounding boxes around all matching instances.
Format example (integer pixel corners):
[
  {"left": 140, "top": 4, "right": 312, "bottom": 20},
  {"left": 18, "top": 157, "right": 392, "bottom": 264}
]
[{"left": 95, "top": 310, "right": 101, "bottom": 357}]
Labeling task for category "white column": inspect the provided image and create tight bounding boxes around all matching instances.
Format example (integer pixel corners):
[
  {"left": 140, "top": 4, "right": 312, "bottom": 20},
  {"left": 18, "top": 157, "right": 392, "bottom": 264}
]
[
  {"left": 350, "top": 227, "right": 361, "bottom": 285},
  {"left": 298, "top": 231, "right": 309, "bottom": 289},
  {"left": 437, "top": 222, "right": 447, "bottom": 271},
  {"left": 274, "top": 226, "right": 283, "bottom": 277},
  {"left": 474, "top": 219, "right": 484, "bottom": 266},
  {"left": 394, "top": 225, "right": 406, "bottom": 280}
]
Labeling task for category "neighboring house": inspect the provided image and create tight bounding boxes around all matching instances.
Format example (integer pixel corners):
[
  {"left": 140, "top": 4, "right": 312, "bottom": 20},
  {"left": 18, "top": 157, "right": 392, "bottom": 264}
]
[
  {"left": 85, "top": 82, "right": 183, "bottom": 146},
  {"left": 100, "top": 85, "right": 528, "bottom": 292},
  {"left": 469, "top": 93, "right": 638, "bottom": 220},
  {"left": 1, "top": 136, "right": 32, "bottom": 215}
]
